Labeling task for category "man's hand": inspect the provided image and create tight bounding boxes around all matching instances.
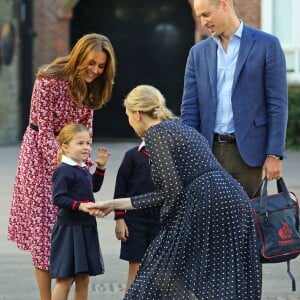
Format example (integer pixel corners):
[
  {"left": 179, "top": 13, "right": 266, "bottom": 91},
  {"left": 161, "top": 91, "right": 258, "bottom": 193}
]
[{"left": 262, "top": 156, "right": 282, "bottom": 180}]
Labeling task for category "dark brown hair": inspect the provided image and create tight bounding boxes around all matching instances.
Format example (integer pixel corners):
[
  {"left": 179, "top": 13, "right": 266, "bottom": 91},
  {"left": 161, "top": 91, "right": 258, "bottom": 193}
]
[{"left": 37, "top": 33, "right": 116, "bottom": 109}]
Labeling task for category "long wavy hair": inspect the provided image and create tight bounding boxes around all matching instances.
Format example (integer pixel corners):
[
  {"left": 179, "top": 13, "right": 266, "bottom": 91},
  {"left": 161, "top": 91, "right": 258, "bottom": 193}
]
[{"left": 37, "top": 33, "right": 116, "bottom": 109}]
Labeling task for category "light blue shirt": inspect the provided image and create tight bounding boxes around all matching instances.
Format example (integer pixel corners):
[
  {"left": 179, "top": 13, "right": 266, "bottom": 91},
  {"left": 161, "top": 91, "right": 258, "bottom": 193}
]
[{"left": 213, "top": 22, "right": 243, "bottom": 134}]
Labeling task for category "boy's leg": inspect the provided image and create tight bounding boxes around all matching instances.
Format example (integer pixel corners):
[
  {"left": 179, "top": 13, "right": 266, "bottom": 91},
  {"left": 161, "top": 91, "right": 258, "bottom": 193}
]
[{"left": 126, "top": 262, "right": 140, "bottom": 292}]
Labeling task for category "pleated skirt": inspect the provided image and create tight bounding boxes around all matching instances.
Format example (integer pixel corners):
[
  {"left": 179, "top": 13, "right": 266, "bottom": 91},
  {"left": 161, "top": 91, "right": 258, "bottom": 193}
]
[{"left": 50, "top": 224, "right": 104, "bottom": 279}]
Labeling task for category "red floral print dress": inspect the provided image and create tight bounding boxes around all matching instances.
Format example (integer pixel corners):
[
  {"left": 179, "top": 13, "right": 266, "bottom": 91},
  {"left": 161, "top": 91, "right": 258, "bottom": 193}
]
[{"left": 8, "top": 77, "right": 94, "bottom": 270}]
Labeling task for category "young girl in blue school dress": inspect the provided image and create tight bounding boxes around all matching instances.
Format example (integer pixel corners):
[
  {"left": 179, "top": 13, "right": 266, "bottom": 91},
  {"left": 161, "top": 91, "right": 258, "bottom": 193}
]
[{"left": 50, "top": 123, "right": 110, "bottom": 300}]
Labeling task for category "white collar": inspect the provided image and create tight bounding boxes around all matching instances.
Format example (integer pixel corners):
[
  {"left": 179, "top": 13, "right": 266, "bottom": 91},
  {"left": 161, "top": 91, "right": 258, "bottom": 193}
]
[
  {"left": 138, "top": 140, "right": 146, "bottom": 151},
  {"left": 61, "top": 155, "right": 86, "bottom": 167}
]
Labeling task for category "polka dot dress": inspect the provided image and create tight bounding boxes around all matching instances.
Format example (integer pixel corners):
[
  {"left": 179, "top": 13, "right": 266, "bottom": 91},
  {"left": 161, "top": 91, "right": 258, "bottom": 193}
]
[{"left": 125, "top": 120, "right": 261, "bottom": 299}]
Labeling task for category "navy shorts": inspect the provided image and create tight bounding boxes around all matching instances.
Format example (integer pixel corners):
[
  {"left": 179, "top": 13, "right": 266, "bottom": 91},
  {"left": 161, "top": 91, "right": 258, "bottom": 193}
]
[{"left": 120, "top": 212, "right": 160, "bottom": 262}]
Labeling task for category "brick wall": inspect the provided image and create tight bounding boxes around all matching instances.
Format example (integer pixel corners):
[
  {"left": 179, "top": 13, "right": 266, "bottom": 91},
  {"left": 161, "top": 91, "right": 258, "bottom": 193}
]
[
  {"left": 234, "top": 0, "right": 260, "bottom": 28},
  {"left": 0, "top": 0, "right": 262, "bottom": 145},
  {"left": 0, "top": 2, "right": 19, "bottom": 145},
  {"left": 32, "top": 0, "right": 76, "bottom": 74},
  {"left": 32, "top": 0, "right": 260, "bottom": 70}
]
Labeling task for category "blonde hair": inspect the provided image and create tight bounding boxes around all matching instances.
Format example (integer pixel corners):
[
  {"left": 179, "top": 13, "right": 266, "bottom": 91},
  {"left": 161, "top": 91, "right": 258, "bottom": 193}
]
[
  {"left": 56, "top": 123, "right": 89, "bottom": 164},
  {"left": 37, "top": 33, "right": 116, "bottom": 109},
  {"left": 124, "top": 85, "right": 176, "bottom": 120}
]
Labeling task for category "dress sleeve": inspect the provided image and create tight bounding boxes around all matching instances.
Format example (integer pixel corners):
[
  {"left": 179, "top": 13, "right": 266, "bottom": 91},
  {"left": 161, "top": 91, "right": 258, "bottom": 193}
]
[
  {"left": 34, "top": 78, "right": 60, "bottom": 169},
  {"left": 81, "top": 110, "right": 94, "bottom": 169},
  {"left": 131, "top": 126, "right": 183, "bottom": 211}
]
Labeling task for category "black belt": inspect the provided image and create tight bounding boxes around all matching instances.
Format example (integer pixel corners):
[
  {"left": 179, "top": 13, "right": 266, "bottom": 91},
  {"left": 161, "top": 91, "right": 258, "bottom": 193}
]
[
  {"left": 29, "top": 123, "right": 59, "bottom": 137},
  {"left": 214, "top": 133, "right": 235, "bottom": 143}
]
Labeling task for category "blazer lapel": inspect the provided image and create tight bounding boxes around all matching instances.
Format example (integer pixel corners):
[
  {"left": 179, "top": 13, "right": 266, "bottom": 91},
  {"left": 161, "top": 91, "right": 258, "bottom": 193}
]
[
  {"left": 206, "top": 39, "right": 218, "bottom": 105},
  {"left": 232, "top": 25, "right": 255, "bottom": 92}
]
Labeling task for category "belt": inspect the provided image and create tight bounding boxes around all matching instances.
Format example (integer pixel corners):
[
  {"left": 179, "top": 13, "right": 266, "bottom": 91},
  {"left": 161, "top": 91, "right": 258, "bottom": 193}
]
[
  {"left": 214, "top": 133, "right": 235, "bottom": 143},
  {"left": 29, "top": 123, "right": 59, "bottom": 137}
]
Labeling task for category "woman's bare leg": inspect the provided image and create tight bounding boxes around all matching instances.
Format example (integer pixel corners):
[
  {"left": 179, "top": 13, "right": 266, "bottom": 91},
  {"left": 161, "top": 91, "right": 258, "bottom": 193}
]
[
  {"left": 125, "top": 262, "right": 140, "bottom": 292},
  {"left": 35, "top": 267, "right": 51, "bottom": 300}
]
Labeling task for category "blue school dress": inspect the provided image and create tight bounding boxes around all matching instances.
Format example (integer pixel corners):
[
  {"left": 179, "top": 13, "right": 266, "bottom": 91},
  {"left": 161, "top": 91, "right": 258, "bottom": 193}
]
[{"left": 50, "top": 156, "right": 105, "bottom": 278}]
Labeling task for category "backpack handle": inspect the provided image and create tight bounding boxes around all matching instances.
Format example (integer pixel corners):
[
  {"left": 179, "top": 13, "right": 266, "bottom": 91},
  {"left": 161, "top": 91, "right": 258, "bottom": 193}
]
[{"left": 259, "top": 177, "right": 294, "bottom": 209}]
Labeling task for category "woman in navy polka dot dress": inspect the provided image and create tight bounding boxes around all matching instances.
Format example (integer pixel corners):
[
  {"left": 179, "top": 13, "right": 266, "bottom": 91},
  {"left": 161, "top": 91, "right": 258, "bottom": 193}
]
[{"left": 89, "top": 85, "right": 261, "bottom": 299}]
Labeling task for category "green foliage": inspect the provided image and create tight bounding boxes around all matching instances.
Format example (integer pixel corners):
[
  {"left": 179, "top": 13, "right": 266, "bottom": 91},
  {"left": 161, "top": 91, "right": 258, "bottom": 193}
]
[{"left": 287, "top": 86, "right": 300, "bottom": 150}]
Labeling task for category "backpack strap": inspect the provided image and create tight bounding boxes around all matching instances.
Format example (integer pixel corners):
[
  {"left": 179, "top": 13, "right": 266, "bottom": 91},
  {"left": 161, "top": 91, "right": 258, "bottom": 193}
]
[
  {"left": 287, "top": 260, "right": 296, "bottom": 291},
  {"left": 259, "top": 178, "right": 295, "bottom": 210}
]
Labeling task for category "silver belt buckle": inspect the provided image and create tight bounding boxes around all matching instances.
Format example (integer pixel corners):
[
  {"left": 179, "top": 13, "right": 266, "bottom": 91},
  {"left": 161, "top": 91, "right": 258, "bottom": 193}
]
[{"left": 218, "top": 135, "right": 226, "bottom": 143}]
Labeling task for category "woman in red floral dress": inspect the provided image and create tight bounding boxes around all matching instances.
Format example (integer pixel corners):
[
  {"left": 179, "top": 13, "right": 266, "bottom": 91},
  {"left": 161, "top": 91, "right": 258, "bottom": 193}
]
[{"left": 7, "top": 33, "right": 116, "bottom": 300}]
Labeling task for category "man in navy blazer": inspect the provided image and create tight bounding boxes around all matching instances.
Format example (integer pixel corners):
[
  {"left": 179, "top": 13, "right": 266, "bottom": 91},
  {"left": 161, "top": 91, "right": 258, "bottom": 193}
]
[{"left": 181, "top": 0, "right": 288, "bottom": 197}]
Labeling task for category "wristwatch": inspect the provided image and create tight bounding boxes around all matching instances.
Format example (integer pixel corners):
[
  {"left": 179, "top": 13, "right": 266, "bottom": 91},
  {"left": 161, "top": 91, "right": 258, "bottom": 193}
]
[{"left": 267, "top": 154, "right": 281, "bottom": 160}]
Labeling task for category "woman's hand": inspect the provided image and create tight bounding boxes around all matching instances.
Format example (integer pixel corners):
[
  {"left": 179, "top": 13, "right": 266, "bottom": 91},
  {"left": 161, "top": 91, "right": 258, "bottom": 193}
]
[
  {"left": 86, "top": 198, "right": 133, "bottom": 217},
  {"left": 79, "top": 201, "right": 96, "bottom": 213},
  {"left": 86, "top": 201, "right": 112, "bottom": 217}
]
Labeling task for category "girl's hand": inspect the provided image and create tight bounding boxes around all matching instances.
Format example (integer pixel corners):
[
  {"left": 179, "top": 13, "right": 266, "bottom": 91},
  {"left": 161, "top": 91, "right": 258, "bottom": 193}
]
[
  {"left": 86, "top": 202, "right": 113, "bottom": 218},
  {"left": 89, "top": 208, "right": 106, "bottom": 217},
  {"left": 95, "top": 147, "right": 111, "bottom": 169},
  {"left": 90, "top": 208, "right": 112, "bottom": 218},
  {"left": 79, "top": 202, "right": 94, "bottom": 213}
]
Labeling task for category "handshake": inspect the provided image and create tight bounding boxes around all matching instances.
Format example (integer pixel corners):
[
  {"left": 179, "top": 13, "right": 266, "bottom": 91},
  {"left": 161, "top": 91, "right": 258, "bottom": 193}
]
[
  {"left": 79, "top": 201, "right": 113, "bottom": 218},
  {"left": 78, "top": 197, "right": 132, "bottom": 217}
]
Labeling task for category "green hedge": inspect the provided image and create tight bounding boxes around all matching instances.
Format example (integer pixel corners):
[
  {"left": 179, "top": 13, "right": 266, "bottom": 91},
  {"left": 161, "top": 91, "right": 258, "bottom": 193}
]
[{"left": 287, "top": 86, "right": 300, "bottom": 150}]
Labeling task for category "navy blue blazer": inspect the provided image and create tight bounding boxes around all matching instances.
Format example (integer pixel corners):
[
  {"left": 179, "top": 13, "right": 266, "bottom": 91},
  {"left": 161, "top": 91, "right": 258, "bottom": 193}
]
[
  {"left": 114, "top": 145, "right": 159, "bottom": 220},
  {"left": 181, "top": 24, "right": 288, "bottom": 167},
  {"left": 52, "top": 163, "right": 105, "bottom": 225}
]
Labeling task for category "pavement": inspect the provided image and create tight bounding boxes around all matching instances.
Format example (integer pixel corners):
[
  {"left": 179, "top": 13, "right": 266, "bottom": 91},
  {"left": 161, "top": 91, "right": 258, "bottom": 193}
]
[{"left": 0, "top": 141, "right": 300, "bottom": 300}]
